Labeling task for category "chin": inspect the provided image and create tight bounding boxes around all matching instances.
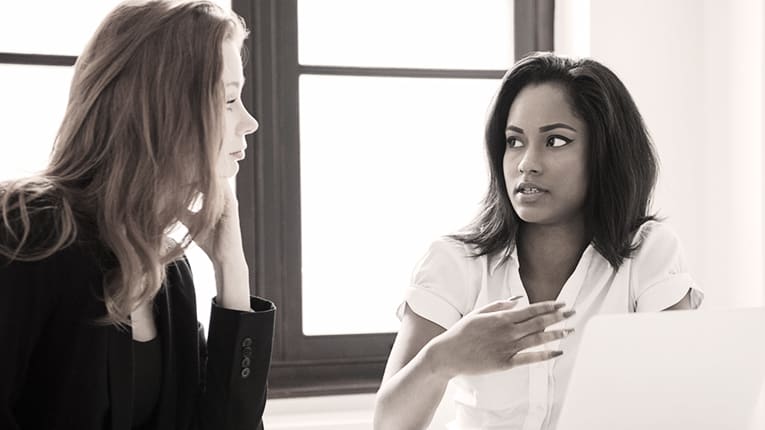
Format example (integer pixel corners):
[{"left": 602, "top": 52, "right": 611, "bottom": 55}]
[
  {"left": 513, "top": 206, "right": 554, "bottom": 224},
  {"left": 217, "top": 161, "right": 239, "bottom": 178}
]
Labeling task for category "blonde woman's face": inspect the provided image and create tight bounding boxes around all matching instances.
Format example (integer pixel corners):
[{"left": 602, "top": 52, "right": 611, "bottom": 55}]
[{"left": 217, "top": 39, "right": 259, "bottom": 177}]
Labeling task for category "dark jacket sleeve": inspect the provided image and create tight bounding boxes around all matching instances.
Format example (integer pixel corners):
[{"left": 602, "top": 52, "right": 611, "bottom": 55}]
[{"left": 198, "top": 296, "right": 276, "bottom": 429}]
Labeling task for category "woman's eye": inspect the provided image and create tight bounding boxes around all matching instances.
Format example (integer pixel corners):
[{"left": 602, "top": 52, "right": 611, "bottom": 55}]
[
  {"left": 547, "top": 135, "right": 572, "bottom": 148},
  {"left": 226, "top": 98, "right": 237, "bottom": 110},
  {"left": 506, "top": 136, "right": 524, "bottom": 148}
]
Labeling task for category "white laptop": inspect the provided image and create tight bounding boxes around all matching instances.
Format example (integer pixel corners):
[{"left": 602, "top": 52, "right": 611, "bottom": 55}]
[{"left": 555, "top": 307, "right": 765, "bottom": 430}]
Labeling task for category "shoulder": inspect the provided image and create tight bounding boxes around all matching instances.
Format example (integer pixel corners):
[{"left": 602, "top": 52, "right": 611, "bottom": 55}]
[
  {"left": 0, "top": 239, "right": 104, "bottom": 312},
  {"left": 630, "top": 220, "right": 684, "bottom": 264},
  {"left": 427, "top": 236, "right": 476, "bottom": 258},
  {"left": 0, "top": 185, "right": 77, "bottom": 256},
  {"left": 403, "top": 237, "right": 484, "bottom": 327},
  {"left": 0, "top": 184, "right": 103, "bottom": 276},
  {"left": 627, "top": 221, "right": 703, "bottom": 310},
  {"left": 627, "top": 220, "right": 692, "bottom": 286},
  {"left": 414, "top": 236, "right": 483, "bottom": 275},
  {"left": 410, "top": 237, "right": 485, "bottom": 296}
]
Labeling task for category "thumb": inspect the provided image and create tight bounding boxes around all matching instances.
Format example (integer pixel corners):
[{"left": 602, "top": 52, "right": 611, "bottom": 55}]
[{"left": 178, "top": 208, "right": 194, "bottom": 228}]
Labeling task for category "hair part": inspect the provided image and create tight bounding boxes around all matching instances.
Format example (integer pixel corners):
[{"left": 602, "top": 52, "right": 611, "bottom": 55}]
[
  {"left": 0, "top": 0, "right": 249, "bottom": 325},
  {"left": 452, "top": 52, "right": 659, "bottom": 269}
]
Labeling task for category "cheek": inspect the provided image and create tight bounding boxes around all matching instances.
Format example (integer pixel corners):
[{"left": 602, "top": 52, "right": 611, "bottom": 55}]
[
  {"left": 223, "top": 113, "right": 234, "bottom": 138},
  {"left": 564, "top": 160, "right": 589, "bottom": 202},
  {"left": 501, "top": 150, "right": 517, "bottom": 178}
]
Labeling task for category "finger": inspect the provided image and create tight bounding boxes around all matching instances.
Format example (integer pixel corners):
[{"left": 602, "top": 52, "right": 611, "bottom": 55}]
[
  {"left": 506, "top": 350, "right": 563, "bottom": 368},
  {"left": 502, "top": 300, "right": 567, "bottom": 323},
  {"left": 474, "top": 296, "right": 524, "bottom": 315},
  {"left": 514, "top": 310, "right": 576, "bottom": 337},
  {"left": 178, "top": 208, "right": 195, "bottom": 227},
  {"left": 510, "top": 328, "right": 574, "bottom": 353}
]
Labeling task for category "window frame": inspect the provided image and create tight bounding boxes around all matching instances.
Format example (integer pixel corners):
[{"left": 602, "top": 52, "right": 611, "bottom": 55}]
[{"left": 235, "top": 0, "right": 553, "bottom": 398}]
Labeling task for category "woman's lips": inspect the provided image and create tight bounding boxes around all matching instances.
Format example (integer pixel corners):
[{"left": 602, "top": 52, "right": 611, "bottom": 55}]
[{"left": 230, "top": 151, "right": 245, "bottom": 160}]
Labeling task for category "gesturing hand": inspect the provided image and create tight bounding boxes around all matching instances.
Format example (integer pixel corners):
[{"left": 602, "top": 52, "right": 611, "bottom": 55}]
[{"left": 428, "top": 299, "right": 575, "bottom": 378}]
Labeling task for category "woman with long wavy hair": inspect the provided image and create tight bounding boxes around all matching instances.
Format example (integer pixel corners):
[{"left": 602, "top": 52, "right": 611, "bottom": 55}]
[{"left": 0, "top": 1, "right": 274, "bottom": 429}]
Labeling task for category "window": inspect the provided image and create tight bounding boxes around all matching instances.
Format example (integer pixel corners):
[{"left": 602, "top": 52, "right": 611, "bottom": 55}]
[
  {"left": 235, "top": 0, "right": 553, "bottom": 397},
  {"left": 1, "top": 0, "right": 552, "bottom": 398}
]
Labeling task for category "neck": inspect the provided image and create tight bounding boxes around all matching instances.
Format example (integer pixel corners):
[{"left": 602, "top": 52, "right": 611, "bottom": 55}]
[{"left": 516, "top": 216, "right": 591, "bottom": 287}]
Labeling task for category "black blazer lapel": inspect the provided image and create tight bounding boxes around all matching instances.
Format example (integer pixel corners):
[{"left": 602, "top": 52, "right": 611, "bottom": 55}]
[
  {"left": 107, "top": 326, "right": 133, "bottom": 430},
  {"left": 155, "top": 284, "right": 179, "bottom": 430}
]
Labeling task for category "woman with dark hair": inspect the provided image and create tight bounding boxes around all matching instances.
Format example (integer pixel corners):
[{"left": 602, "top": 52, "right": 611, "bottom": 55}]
[
  {"left": 0, "top": 1, "right": 273, "bottom": 429},
  {"left": 374, "top": 53, "right": 703, "bottom": 430}
]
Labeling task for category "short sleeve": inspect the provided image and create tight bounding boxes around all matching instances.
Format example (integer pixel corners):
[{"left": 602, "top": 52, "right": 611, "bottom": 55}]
[
  {"left": 631, "top": 221, "right": 704, "bottom": 312},
  {"left": 396, "top": 238, "right": 479, "bottom": 329}
]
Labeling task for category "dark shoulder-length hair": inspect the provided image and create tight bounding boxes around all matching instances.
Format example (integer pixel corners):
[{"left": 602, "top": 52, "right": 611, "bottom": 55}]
[{"left": 452, "top": 52, "right": 658, "bottom": 269}]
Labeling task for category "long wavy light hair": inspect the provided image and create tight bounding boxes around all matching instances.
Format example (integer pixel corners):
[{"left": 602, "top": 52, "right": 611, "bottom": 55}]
[{"left": 0, "top": 0, "right": 248, "bottom": 324}]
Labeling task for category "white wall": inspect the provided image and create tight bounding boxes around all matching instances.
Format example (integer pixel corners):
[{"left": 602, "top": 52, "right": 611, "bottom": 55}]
[
  {"left": 558, "top": 0, "right": 764, "bottom": 309},
  {"left": 266, "top": 1, "right": 765, "bottom": 428}
]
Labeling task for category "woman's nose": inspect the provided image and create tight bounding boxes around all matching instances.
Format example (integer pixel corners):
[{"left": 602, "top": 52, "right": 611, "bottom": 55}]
[
  {"left": 240, "top": 110, "right": 259, "bottom": 136},
  {"left": 518, "top": 147, "right": 542, "bottom": 175}
]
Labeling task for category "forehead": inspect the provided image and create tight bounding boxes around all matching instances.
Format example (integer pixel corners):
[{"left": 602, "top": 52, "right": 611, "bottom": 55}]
[
  {"left": 506, "top": 83, "right": 581, "bottom": 127},
  {"left": 221, "top": 40, "right": 244, "bottom": 83}
]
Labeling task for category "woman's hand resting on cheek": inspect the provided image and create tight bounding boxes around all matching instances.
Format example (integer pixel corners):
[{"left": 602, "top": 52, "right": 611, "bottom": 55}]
[{"left": 191, "top": 180, "right": 252, "bottom": 311}]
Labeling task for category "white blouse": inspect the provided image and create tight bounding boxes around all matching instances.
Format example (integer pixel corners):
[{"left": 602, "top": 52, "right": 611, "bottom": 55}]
[{"left": 398, "top": 221, "right": 704, "bottom": 430}]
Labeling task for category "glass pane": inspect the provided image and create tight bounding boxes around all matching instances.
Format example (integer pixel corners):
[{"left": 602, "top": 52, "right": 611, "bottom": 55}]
[
  {"left": 0, "top": 0, "right": 232, "bottom": 56},
  {"left": 0, "top": 2, "right": 122, "bottom": 56},
  {"left": 0, "top": 64, "right": 73, "bottom": 181},
  {"left": 298, "top": 0, "right": 514, "bottom": 70},
  {"left": 300, "top": 75, "right": 499, "bottom": 335}
]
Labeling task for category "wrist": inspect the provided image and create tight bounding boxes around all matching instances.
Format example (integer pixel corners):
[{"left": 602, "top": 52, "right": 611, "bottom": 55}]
[
  {"left": 421, "top": 338, "right": 457, "bottom": 381},
  {"left": 213, "top": 257, "right": 251, "bottom": 311},
  {"left": 212, "top": 254, "right": 248, "bottom": 272}
]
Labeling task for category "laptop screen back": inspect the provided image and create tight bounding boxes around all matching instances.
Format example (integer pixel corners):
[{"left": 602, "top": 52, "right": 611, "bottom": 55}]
[{"left": 555, "top": 308, "right": 765, "bottom": 430}]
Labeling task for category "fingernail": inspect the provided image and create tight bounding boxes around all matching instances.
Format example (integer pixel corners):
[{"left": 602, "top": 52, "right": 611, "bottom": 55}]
[
  {"left": 508, "top": 295, "right": 523, "bottom": 301},
  {"left": 563, "top": 310, "right": 576, "bottom": 318},
  {"left": 551, "top": 350, "right": 563, "bottom": 357},
  {"left": 554, "top": 302, "right": 567, "bottom": 309}
]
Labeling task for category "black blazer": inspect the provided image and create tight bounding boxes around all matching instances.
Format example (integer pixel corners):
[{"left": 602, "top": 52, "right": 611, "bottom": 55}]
[{"left": 0, "top": 238, "right": 275, "bottom": 430}]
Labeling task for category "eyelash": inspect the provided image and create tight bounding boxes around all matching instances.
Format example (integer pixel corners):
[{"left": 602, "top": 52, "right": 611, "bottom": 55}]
[
  {"left": 505, "top": 135, "right": 574, "bottom": 148},
  {"left": 226, "top": 98, "right": 237, "bottom": 111},
  {"left": 547, "top": 135, "right": 573, "bottom": 147},
  {"left": 506, "top": 137, "right": 523, "bottom": 148}
]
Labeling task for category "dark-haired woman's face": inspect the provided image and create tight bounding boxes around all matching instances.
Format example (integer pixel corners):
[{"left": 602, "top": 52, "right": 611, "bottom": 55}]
[{"left": 503, "top": 83, "right": 588, "bottom": 226}]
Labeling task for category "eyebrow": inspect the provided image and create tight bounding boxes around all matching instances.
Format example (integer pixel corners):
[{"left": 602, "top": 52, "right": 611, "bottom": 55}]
[
  {"left": 225, "top": 77, "right": 246, "bottom": 89},
  {"left": 505, "top": 123, "right": 577, "bottom": 134},
  {"left": 539, "top": 122, "right": 577, "bottom": 132}
]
